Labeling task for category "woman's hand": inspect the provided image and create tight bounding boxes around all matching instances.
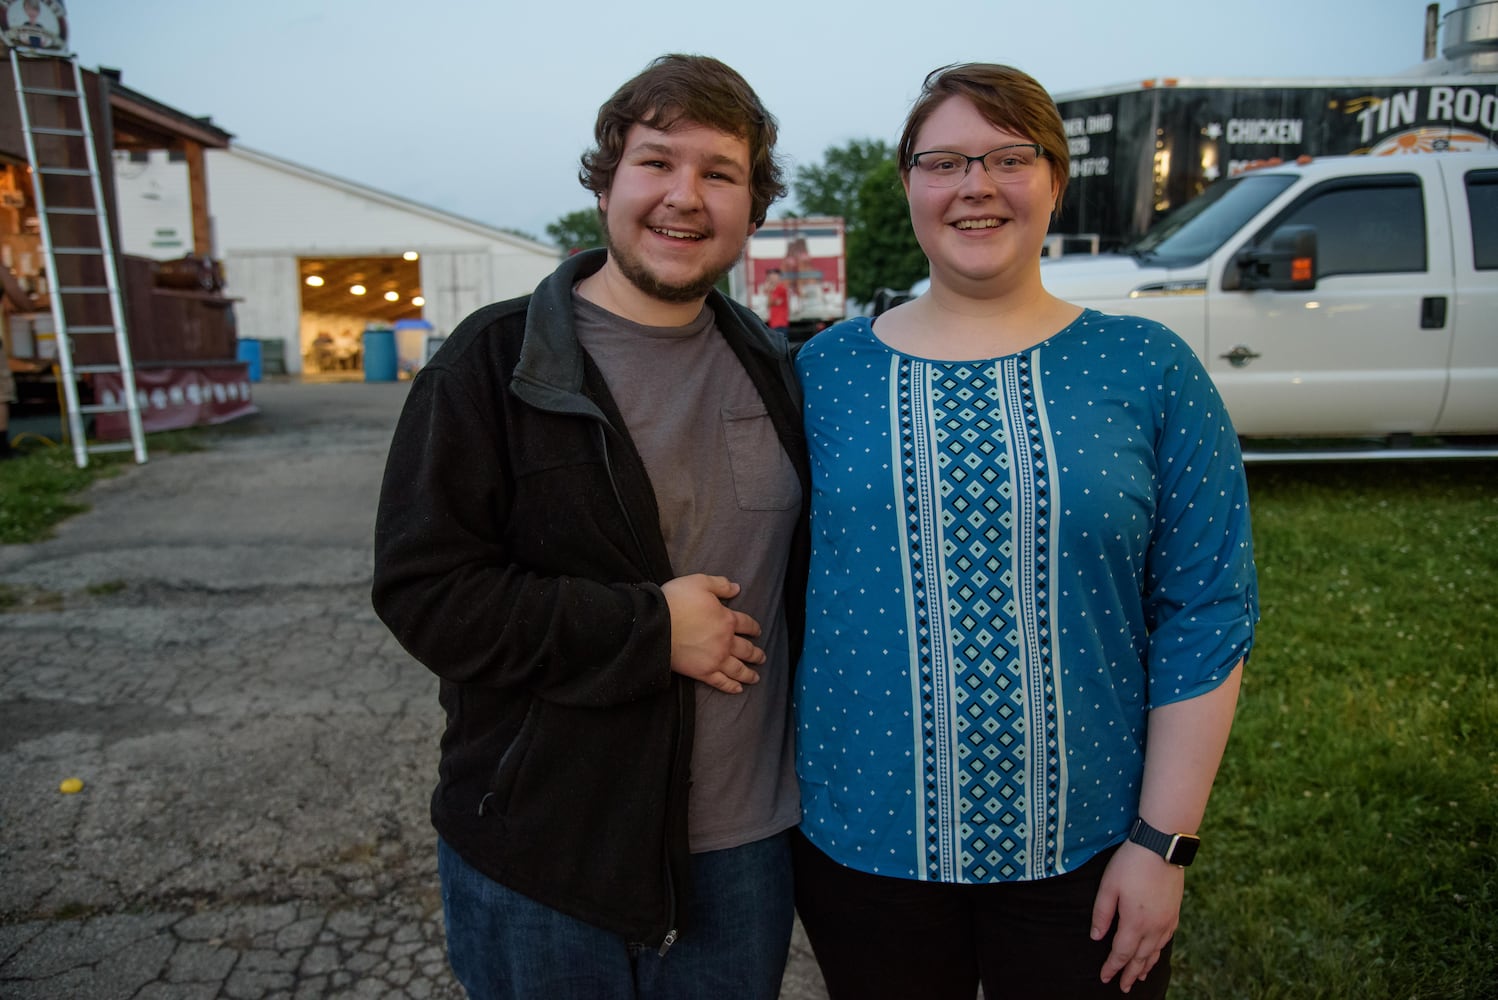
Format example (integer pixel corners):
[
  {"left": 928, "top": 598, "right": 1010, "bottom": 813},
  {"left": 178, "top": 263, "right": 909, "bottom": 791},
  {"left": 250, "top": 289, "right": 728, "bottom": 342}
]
[{"left": 1090, "top": 842, "right": 1184, "bottom": 993}]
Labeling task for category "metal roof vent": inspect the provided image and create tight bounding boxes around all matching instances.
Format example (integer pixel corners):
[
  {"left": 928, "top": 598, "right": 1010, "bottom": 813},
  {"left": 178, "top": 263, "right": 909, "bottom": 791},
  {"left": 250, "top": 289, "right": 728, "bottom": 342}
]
[{"left": 1443, "top": 0, "right": 1498, "bottom": 73}]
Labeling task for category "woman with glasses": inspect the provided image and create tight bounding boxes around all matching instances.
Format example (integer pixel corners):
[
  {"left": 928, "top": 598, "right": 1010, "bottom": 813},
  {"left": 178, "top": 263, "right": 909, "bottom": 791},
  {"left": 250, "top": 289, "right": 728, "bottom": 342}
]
[{"left": 791, "top": 64, "right": 1258, "bottom": 999}]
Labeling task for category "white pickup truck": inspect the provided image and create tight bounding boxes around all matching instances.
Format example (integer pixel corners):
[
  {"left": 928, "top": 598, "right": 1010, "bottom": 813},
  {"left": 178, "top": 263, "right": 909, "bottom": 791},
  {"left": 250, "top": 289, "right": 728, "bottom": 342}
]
[{"left": 1037, "top": 152, "right": 1498, "bottom": 459}]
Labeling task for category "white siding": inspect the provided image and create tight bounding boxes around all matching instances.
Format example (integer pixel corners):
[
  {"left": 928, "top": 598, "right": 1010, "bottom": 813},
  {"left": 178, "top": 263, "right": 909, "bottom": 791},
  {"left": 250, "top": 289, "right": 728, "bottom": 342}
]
[
  {"left": 421, "top": 252, "right": 489, "bottom": 336},
  {"left": 205, "top": 150, "right": 503, "bottom": 253},
  {"left": 488, "top": 249, "right": 558, "bottom": 302},
  {"left": 110, "top": 146, "right": 560, "bottom": 363},
  {"left": 224, "top": 254, "right": 302, "bottom": 372},
  {"left": 420, "top": 250, "right": 558, "bottom": 335}
]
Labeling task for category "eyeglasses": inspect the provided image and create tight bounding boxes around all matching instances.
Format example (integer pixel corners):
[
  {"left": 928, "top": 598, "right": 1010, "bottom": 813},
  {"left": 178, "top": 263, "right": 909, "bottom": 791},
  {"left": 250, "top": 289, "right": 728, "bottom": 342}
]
[{"left": 907, "top": 144, "right": 1048, "bottom": 187}]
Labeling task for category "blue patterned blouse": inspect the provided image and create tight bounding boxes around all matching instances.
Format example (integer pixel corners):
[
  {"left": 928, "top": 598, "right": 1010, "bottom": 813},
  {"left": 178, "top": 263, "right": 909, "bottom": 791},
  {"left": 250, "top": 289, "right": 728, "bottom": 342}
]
[{"left": 794, "top": 309, "right": 1258, "bottom": 883}]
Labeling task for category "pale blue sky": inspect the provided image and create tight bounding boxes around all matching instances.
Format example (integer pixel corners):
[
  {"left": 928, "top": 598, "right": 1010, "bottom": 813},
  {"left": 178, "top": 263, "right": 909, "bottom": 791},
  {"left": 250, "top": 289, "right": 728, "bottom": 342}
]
[{"left": 63, "top": 0, "right": 1444, "bottom": 240}]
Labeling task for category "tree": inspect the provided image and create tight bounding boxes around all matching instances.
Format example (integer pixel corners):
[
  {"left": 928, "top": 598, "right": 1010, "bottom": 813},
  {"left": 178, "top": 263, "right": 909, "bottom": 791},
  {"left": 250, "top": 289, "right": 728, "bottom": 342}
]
[
  {"left": 792, "top": 139, "right": 894, "bottom": 220},
  {"left": 845, "top": 158, "right": 928, "bottom": 304},
  {"left": 546, "top": 208, "right": 606, "bottom": 254},
  {"left": 793, "top": 139, "right": 926, "bottom": 304}
]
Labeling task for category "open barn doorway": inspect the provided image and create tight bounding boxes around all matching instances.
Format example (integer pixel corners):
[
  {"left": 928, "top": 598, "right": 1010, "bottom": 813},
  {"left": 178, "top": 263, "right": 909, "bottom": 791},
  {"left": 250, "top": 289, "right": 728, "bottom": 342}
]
[{"left": 298, "top": 254, "right": 423, "bottom": 378}]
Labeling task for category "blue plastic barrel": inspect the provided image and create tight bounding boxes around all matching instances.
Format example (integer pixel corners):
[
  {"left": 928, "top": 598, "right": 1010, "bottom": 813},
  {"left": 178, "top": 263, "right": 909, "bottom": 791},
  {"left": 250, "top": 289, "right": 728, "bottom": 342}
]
[
  {"left": 236, "top": 338, "right": 263, "bottom": 382},
  {"left": 362, "top": 328, "right": 398, "bottom": 382}
]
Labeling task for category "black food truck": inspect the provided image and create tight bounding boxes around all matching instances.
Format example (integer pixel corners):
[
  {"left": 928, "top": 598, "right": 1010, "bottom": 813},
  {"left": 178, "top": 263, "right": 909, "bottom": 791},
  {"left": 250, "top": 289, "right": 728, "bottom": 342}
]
[{"left": 1052, "top": 73, "right": 1498, "bottom": 251}]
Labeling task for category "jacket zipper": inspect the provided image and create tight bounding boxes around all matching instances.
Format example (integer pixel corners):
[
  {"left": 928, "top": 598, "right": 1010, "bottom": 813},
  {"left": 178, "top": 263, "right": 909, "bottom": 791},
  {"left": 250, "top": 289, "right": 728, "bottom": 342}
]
[
  {"left": 594, "top": 422, "right": 651, "bottom": 570},
  {"left": 593, "top": 420, "right": 684, "bottom": 956}
]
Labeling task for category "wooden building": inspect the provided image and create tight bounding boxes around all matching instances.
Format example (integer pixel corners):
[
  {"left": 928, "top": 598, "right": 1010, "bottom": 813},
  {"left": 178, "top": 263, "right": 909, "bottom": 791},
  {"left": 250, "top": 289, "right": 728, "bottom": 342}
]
[{"left": 0, "top": 58, "right": 245, "bottom": 433}]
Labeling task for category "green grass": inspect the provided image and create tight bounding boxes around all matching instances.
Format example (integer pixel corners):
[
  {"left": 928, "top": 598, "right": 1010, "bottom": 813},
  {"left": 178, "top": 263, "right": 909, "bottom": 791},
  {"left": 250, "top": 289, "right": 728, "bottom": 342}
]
[
  {"left": 0, "top": 443, "right": 111, "bottom": 543},
  {"left": 1175, "top": 461, "right": 1497, "bottom": 999},
  {"left": 0, "top": 427, "right": 215, "bottom": 543}
]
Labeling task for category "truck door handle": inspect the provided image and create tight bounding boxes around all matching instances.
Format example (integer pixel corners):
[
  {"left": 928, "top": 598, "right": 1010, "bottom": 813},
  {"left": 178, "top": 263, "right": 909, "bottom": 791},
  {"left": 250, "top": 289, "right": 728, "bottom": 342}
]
[
  {"left": 1220, "top": 345, "right": 1262, "bottom": 367},
  {"left": 1421, "top": 296, "right": 1447, "bottom": 329}
]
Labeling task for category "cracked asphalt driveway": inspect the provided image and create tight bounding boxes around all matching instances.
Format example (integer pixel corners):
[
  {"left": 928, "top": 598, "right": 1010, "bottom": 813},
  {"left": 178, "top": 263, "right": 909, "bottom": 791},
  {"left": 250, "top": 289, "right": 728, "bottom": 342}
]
[{"left": 0, "top": 380, "right": 828, "bottom": 999}]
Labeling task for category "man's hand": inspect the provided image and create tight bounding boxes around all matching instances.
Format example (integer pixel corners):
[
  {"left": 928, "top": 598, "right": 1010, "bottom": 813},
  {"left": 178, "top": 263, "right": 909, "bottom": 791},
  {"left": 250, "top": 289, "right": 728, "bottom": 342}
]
[
  {"left": 1091, "top": 842, "right": 1185, "bottom": 993},
  {"left": 661, "top": 574, "right": 764, "bottom": 693}
]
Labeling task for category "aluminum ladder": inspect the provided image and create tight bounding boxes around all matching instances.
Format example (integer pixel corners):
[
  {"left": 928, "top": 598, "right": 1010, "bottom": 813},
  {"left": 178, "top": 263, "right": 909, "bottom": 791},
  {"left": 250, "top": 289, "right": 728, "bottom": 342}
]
[{"left": 9, "top": 47, "right": 145, "bottom": 467}]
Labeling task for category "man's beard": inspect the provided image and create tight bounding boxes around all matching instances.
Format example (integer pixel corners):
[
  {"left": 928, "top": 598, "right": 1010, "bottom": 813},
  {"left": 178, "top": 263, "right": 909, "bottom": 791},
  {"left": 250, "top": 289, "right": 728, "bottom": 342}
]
[{"left": 603, "top": 215, "right": 738, "bottom": 304}]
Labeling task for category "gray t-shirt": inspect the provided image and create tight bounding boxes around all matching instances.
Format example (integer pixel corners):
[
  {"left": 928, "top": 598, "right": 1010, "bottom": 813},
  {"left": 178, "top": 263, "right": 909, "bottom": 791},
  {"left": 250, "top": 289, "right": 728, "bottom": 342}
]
[{"left": 573, "top": 292, "right": 801, "bottom": 852}]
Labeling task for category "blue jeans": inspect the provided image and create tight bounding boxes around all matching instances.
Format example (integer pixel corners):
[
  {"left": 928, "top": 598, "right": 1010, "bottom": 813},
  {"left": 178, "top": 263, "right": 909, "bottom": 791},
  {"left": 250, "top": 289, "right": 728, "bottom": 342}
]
[{"left": 438, "top": 832, "right": 793, "bottom": 1000}]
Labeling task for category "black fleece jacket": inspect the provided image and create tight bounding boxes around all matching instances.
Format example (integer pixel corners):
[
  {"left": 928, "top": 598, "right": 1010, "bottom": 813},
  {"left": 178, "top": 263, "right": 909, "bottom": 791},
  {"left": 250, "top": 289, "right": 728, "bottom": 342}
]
[{"left": 371, "top": 249, "right": 809, "bottom": 948}]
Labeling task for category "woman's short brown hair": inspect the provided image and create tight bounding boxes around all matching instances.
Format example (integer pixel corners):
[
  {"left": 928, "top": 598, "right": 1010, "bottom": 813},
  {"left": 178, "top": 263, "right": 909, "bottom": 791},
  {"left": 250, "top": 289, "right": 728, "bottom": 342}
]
[
  {"left": 580, "top": 54, "right": 786, "bottom": 227},
  {"left": 896, "top": 63, "right": 1070, "bottom": 211}
]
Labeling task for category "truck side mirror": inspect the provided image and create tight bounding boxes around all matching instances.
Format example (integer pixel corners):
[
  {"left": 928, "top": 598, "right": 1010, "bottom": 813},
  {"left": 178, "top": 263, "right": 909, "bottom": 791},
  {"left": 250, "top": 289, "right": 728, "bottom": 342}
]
[{"left": 1232, "top": 225, "right": 1317, "bottom": 291}]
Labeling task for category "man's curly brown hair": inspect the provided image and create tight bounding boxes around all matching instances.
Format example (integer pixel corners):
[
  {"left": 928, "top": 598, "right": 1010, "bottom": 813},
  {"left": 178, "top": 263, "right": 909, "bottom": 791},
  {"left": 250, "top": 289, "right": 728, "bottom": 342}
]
[{"left": 580, "top": 54, "right": 786, "bottom": 227}]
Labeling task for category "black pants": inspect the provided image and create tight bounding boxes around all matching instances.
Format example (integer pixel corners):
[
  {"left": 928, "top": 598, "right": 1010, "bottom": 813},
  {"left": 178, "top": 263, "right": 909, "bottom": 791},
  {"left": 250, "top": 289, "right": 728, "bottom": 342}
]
[{"left": 791, "top": 830, "right": 1172, "bottom": 1000}]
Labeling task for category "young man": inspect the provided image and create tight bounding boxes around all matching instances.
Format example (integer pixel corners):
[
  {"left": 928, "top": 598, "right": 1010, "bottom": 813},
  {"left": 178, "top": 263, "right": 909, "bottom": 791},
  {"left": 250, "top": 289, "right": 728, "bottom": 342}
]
[{"left": 372, "top": 55, "right": 807, "bottom": 1000}]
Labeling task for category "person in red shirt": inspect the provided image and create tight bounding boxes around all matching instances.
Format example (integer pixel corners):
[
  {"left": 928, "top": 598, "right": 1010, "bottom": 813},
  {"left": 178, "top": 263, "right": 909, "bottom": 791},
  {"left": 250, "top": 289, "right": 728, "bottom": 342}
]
[{"left": 764, "top": 268, "right": 790, "bottom": 334}]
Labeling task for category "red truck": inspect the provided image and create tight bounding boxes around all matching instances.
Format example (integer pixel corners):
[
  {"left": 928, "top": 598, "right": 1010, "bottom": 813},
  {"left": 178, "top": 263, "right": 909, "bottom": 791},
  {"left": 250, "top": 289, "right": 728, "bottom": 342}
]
[{"left": 732, "top": 216, "right": 846, "bottom": 341}]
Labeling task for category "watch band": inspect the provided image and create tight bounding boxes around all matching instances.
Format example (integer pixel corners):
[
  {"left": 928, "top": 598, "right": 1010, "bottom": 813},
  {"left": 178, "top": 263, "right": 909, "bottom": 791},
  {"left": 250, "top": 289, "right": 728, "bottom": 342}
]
[{"left": 1128, "top": 817, "right": 1201, "bottom": 867}]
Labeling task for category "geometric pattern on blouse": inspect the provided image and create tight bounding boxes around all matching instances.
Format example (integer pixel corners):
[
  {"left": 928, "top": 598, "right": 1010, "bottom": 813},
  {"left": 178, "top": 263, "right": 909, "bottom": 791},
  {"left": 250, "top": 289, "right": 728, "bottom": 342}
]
[{"left": 898, "top": 355, "right": 1065, "bottom": 881}]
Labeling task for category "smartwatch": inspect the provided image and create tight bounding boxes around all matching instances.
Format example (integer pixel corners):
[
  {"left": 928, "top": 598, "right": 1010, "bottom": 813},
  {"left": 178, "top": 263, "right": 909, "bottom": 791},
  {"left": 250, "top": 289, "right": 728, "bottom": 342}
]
[{"left": 1127, "top": 817, "right": 1200, "bottom": 867}]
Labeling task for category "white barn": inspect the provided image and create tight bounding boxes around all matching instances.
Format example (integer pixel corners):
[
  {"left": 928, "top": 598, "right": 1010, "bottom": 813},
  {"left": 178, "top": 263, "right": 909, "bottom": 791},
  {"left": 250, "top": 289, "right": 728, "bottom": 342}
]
[{"left": 112, "top": 145, "right": 560, "bottom": 375}]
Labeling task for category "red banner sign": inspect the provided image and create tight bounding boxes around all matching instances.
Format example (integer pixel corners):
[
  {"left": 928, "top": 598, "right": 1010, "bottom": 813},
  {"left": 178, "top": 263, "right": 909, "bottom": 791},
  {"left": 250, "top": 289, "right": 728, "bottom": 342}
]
[{"left": 93, "top": 364, "right": 258, "bottom": 440}]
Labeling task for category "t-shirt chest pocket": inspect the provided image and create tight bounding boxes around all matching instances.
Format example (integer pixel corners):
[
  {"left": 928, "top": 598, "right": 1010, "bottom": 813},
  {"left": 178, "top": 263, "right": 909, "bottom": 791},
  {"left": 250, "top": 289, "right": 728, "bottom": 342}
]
[{"left": 721, "top": 405, "right": 799, "bottom": 511}]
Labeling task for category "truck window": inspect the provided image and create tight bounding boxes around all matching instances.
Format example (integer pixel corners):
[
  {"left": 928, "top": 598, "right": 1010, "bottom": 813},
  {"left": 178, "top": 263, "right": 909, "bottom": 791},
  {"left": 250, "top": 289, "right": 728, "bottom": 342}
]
[
  {"left": 1467, "top": 169, "right": 1498, "bottom": 271},
  {"left": 1130, "top": 173, "right": 1296, "bottom": 264},
  {"left": 1261, "top": 176, "right": 1425, "bottom": 277}
]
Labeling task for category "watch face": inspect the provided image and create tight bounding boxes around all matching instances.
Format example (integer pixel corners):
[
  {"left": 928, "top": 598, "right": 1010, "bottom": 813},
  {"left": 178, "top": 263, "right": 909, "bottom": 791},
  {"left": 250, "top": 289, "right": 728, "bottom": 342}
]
[{"left": 1168, "top": 834, "right": 1201, "bottom": 867}]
